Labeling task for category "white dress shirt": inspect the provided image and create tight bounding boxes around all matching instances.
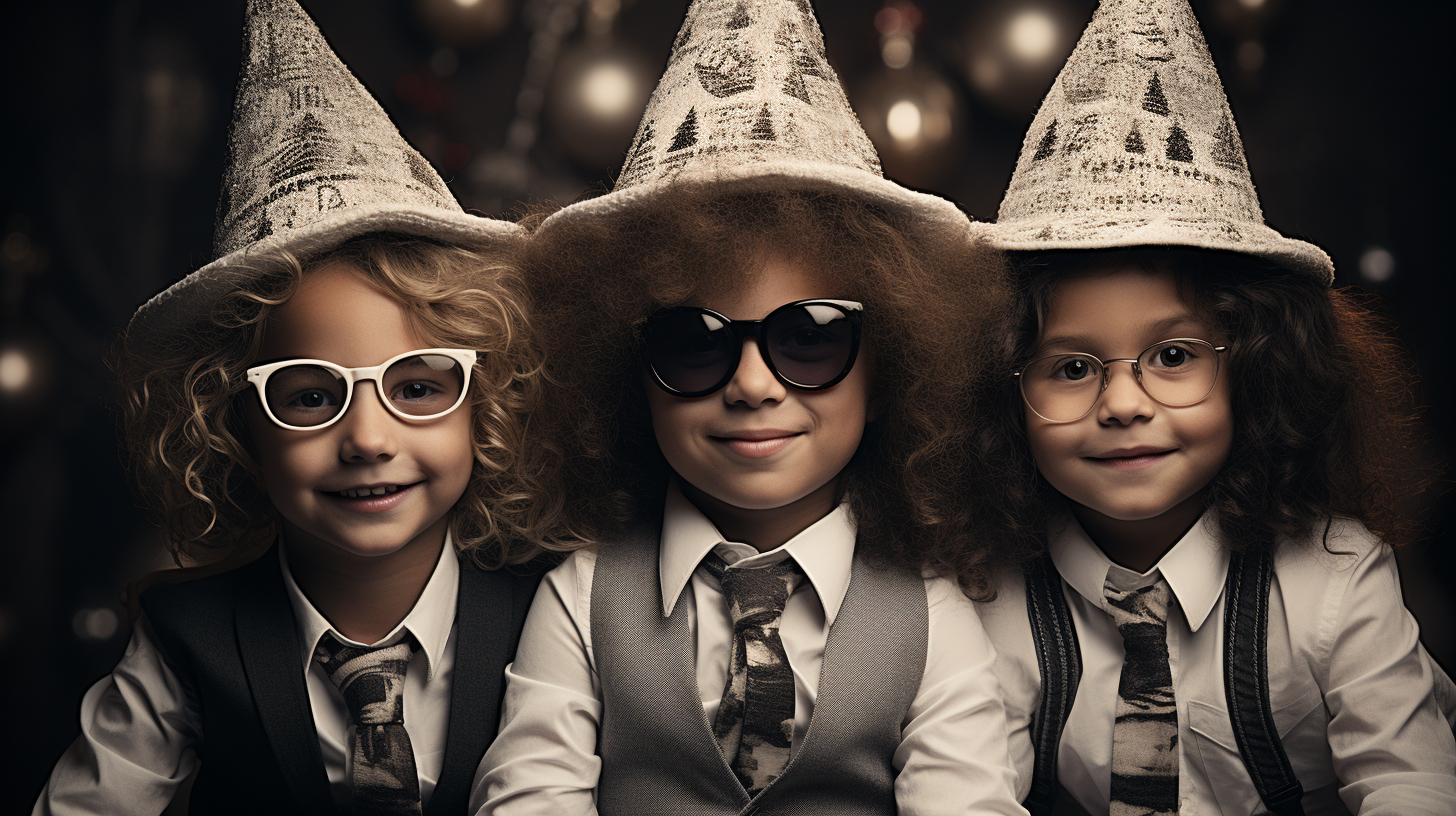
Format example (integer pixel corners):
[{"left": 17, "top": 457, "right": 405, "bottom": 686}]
[
  {"left": 472, "top": 483, "right": 1026, "bottom": 816},
  {"left": 978, "top": 512, "right": 1456, "bottom": 816},
  {"left": 35, "top": 537, "right": 462, "bottom": 815}
]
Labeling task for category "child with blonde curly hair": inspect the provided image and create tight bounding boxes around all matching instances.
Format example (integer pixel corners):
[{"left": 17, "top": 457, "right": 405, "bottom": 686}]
[{"left": 35, "top": 2, "right": 567, "bottom": 814}]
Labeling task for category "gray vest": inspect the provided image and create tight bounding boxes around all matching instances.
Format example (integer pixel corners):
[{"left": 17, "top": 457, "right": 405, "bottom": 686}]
[{"left": 591, "top": 523, "right": 929, "bottom": 816}]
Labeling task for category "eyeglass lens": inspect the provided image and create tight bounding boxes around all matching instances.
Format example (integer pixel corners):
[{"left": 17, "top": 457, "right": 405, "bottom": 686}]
[
  {"left": 1021, "top": 340, "right": 1220, "bottom": 422},
  {"left": 263, "top": 353, "right": 467, "bottom": 428},
  {"left": 645, "top": 303, "right": 857, "bottom": 395}
]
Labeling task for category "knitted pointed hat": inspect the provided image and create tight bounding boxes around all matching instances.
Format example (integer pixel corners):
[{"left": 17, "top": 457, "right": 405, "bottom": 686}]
[
  {"left": 538, "top": 0, "right": 973, "bottom": 242},
  {"left": 992, "top": 0, "right": 1333, "bottom": 280},
  {"left": 129, "top": 0, "right": 521, "bottom": 340}
]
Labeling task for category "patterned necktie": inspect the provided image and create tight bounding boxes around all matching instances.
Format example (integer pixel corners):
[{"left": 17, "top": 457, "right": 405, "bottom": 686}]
[
  {"left": 701, "top": 551, "right": 803, "bottom": 797},
  {"left": 313, "top": 634, "right": 424, "bottom": 816},
  {"left": 1105, "top": 577, "right": 1179, "bottom": 816}
]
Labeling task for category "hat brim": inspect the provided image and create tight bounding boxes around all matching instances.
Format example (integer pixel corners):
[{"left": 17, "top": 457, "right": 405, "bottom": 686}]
[
  {"left": 127, "top": 205, "right": 523, "bottom": 348},
  {"left": 537, "top": 157, "right": 985, "bottom": 249},
  {"left": 991, "top": 213, "right": 1334, "bottom": 282}
]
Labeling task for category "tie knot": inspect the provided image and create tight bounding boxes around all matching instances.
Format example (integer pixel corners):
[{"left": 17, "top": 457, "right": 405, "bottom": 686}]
[
  {"left": 1104, "top": 578, "right": 1171, "bottom": 632},
  {"left": 313, "top": 635, "right": 417, "bottom": 726},
  {"left": 701, "top": 551, "right": 802, "bottom": 629}
]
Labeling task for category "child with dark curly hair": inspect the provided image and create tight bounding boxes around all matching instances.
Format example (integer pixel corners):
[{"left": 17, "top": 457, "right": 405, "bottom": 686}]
[
  {"left": 34, "top": 2, "right": 568, "bottom": 814},
  {"left": 472, "top": 1, "right": 1025, "bottom": 814},
  {"left": 974, "top": 2, "right": 1456, "bottom": 814}
]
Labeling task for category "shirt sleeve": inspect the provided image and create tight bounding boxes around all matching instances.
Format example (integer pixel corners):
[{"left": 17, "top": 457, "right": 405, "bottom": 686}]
[
  {"left": 893, "top": 576, "right": 1029, "bottom": 816},
  {"left": 1320, "top": 535, "right": 1456, "bottom": 814},
  {"left": 33, "top": 616, "right": 202, "bottom": 816},
  {"left": 470, "top": 550, "right": 603, "bottom": 816}
]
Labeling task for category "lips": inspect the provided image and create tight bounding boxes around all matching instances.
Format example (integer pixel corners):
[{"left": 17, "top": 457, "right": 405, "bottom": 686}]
[
  {"left": 1086, "top": 446, "right": 1175, "bottom": 471},
  {"left": 712, "top": 429, "right": 802, "bottom": 459},
  {"left": 324, "top": 482, "right": 419, "bottom": 512}
]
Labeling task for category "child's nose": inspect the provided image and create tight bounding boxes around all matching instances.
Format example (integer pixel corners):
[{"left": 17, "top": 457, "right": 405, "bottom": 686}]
[
  {"left": 722, "top": 338, "right": 787, "bottom": 407},
  {"left": 338, "top": 382, "right": 399, "bottom": 461},
  {"left": 1096, "top": 362, "right": 1156, "bottom": 425}
]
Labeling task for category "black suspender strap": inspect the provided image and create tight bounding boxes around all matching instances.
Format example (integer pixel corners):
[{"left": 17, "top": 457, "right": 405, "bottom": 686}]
[
  {"left": 1022, "top": 551, "right": 1083, "bottom": 816},
  {"left": 1223, "top": 548, "right": 1305, "bottom": 816}
]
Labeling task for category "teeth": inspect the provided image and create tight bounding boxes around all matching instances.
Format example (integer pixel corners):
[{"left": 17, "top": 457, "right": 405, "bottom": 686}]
[{"left": 337, "top": 485, "right": 403, "bottom": 498}]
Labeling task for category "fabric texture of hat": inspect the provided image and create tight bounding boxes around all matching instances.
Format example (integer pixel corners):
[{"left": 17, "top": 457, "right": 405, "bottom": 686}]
[
  {"left": 129, "top": 0, "right": 521, "bottom": 341},
  {"left": 992, "top": 0, "right": 1333, "bottom": 281},
  {"left": 538, "top": 0, "right": 975, "bottom": 243}
]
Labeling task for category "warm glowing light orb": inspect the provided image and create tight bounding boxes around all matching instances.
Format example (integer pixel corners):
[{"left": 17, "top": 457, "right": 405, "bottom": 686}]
[
  {"left": 0, "top": 349, "right": 30, "bottom": 392},
  {"left": 882, "top": 36, "right": 913, "bottom": 70},
  {"left": 1360, "top": 246, "right": 1395, "bottom": 283},
  {"left": 453, "top": 0, "right": 482, "bottom": 8},
  {"left": 1007, "top": 10, "right": 1058, "bottom": 63},
  {"left": 580, "top": 62, "right": 637, "bottom": 121},
  {"left": 887, "top": 100, "right": 923, "bottom": 143}
]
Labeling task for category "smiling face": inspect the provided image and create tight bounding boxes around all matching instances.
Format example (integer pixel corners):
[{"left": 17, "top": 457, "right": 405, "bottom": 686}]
[
  {"left": 243, "top": 261, "right": 474, "bottom": 566},
  {"left": 644, "top": 256, "right": 873, "bottom": 544},
  {"left": 1025, "top": 265, "right": 1233, "bottom": 563}
]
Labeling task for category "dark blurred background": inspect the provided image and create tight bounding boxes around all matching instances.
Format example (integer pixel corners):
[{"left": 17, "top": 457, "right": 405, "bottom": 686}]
[{"left": 4, "top": 0, "right": 1449, "bottom": 810}]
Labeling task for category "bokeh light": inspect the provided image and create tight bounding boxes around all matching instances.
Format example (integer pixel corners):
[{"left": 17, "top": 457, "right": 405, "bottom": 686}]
[
  {"left": 856, "top": 65, "right": 963, "bottom": 188},
  {"left": 416, "top": 0, "right": 514, "bottom": 47},
  {"left": 1007, "top": 10, "right": 1059, "bottom": 63},
  {"left": 580, "top": 61, "right": 638, "bottom": 120},
  {"left": 72, "top": 607, "right": 120, "bottom": 642},
  {"left": 961, "top": 2, "right": 1078, "bottom": 118},
  {"left": 1360, "top": 246, "right": 1396, "bottom": 283},
  {"left": 547, "top": 39, "right": 654, "bottom": 169},
  {"left": 0, "top": 349, "right": 31, "bottom": 393}
]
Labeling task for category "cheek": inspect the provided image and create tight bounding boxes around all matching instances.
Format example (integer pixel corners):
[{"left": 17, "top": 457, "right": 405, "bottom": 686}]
[
  {"left": 1187, "top": 393, "right": 1235, "bottom": 470},
  {"left": 433, "top": 412, "right": 478, "bottom": 485},
  {"left": 1023, "top": 415, "right": 1086, "bottom": 494}
]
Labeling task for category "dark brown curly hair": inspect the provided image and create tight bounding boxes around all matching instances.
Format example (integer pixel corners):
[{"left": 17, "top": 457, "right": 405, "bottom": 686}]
[
  {"left": 116, "top": 233, "right": 578, "bottom": 568},
  {"left": 979, "top": 247, "right": 1430, "bottom": 568},
  {"left": 526, "top": 189, "right": 1014, "bottom": 598}
]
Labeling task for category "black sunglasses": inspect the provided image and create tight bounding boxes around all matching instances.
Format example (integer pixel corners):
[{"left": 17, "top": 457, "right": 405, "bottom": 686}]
[{"left": 641, "top": 299, "right": 864, "bottom": 398}]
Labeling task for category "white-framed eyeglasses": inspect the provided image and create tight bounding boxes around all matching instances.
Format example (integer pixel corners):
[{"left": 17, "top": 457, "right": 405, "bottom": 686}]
[
  {"left": 1013, "top": 338, "right": 1227, "bottom": 423},
  {"left": 245, "top": 348, "right": 477, "bottom": 431}
]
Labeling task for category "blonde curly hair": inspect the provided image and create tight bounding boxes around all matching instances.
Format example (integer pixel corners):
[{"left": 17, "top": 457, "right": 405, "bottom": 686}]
[{"left": 117, "top": 233, "right": 576, "bottom": 568}]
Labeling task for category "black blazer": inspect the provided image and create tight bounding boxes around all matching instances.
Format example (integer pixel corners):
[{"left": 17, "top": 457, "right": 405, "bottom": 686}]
[{"left": 141, "top": 548, "right": 540, "bottom": 816}]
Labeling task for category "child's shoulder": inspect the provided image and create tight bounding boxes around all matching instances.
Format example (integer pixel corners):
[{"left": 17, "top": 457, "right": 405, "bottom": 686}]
[
  {"left": 137, "top": 548, "right": 277, "bottom": 620},
  {"left": 1272, "top": 517, "right": 1389, "bottom": 576}
]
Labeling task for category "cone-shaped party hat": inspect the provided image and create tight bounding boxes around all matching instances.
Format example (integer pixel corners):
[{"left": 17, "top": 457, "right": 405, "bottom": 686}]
[
  {"left": 992, "top": 0, "right": 1332, "bottom": 280},
  {"left": 538, "top": 0, "right": 974, "bottom": 242},
  {"left": 129, "top": 0, "right": 521, "bottom": 339}
]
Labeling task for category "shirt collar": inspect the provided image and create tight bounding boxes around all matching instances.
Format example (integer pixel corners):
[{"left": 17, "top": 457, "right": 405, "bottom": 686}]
[
  {"left": 658, "top": 482, "right": 858, "bottom": 625},
  {"left": 1048, "top": 510, "right": 1230, "bottom": 633},
  {"left": 279, "top": 533, "right": 460, "bottom": 681}
]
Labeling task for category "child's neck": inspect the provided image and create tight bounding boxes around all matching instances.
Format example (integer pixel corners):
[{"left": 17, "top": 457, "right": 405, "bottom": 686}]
[
  {"left": 1070, "top": 490, "right": 1208, "bottom": 574},
  {"left": 283, "top": 520, "right": 447, "bottom": 645},
  {"left": 681, "top": 478, "right": 839, "bottom": 553}
]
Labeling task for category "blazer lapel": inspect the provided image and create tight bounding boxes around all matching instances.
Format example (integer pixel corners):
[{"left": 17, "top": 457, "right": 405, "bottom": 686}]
[
  {"left": 427, "top": 560, "right": 516, "bottom": 816},
  {"left": 234, "top": 556, "right": 335, "bottom": 813}
]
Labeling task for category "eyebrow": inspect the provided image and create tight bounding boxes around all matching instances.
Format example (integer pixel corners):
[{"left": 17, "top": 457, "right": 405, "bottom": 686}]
[{"left": 1037, "top": 315, "right": 1209, "bottom": 353}]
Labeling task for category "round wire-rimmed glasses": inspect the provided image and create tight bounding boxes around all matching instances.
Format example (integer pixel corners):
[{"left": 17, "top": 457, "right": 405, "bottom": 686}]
[
  {"left": 245, "top": 348, "right": 477, "bottom": 431},
  {"left": 1013, "top": 338, "right": 1227, "bottom": 423}
]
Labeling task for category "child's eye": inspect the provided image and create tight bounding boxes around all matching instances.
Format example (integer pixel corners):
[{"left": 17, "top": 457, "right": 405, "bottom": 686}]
[
  {"left": 775, "top": 326, "right": 845, "bottom": 362},
  {"left": 286, "top": 389, "right": 338, "bottom": 410},
  {"left": 1054, "top": 358, "right": 1094, "bottom": 381},
  {"left": 1147, "top": 342, "right": 1198, "bottom": 370},
  {"left": 392, "top": 381, "right": 444, "bottom": 402}
]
